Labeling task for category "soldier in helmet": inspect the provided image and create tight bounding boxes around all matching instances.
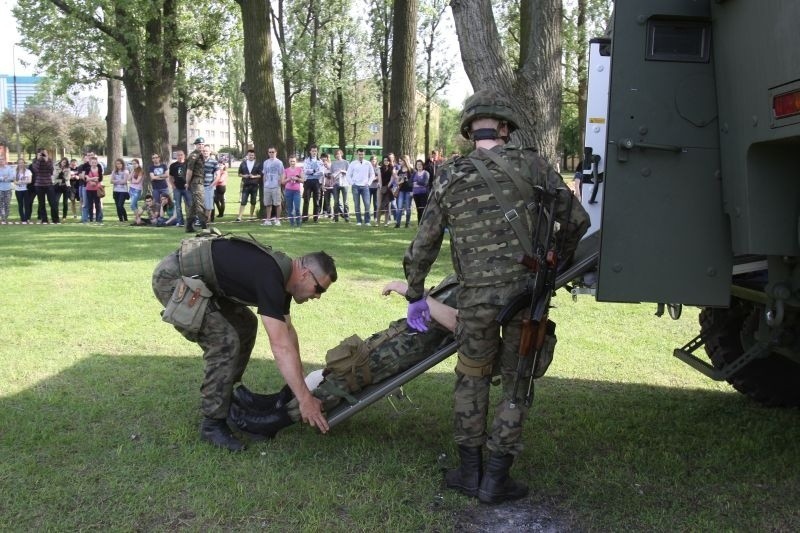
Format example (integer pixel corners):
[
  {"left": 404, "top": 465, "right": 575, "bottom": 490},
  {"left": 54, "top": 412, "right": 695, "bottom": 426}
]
[{"left": 403, "top": 90, "right": 589, "bottom": 504}]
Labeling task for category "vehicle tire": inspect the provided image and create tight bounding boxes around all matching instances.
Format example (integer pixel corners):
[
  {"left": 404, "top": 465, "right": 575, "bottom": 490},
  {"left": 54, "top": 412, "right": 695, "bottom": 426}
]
[{"left": 699, "top": 300, "right": 800, "bottom": 407}]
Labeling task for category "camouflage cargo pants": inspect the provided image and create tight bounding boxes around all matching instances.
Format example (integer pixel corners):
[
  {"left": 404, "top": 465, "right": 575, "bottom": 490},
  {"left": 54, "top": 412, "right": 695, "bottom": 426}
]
[
  {"left": 152, "top": 252, "right": 257, "bottom": 419},
  {"left": 454, "top": 302, "right": 528, "bottom": 456},
  {"left": 187, "top": 183, "right": 207, "bottom": 227}
]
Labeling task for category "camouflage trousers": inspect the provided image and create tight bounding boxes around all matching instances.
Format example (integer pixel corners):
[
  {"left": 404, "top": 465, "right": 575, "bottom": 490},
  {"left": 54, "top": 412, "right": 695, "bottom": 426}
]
[
  {"left": 152, "top": 252, "right": 257, "bottom": 419},
  {"left": 187, "top": 183, "right": 207, "bottom": 226},
  {"left": 454, "top": 302, "right": 528, "bottom": 456},
  {"left": 284, "top": 318, "right": 454, "bottom": 422}
]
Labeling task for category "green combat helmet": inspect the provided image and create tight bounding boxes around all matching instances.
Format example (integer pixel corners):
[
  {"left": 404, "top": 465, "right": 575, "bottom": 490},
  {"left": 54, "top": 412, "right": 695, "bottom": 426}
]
[{"left": 459, "top": 89, "right": 519, "bottom": 140}]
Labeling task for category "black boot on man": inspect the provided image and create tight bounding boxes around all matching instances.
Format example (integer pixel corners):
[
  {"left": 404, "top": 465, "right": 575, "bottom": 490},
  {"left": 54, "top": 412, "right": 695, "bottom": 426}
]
[
  {"left": 199, "top": 416, "right": 246, "bottom": 452},
  {"left": 233, "top": 384, "right": 293, "bottom": 412},
  {"left": 229, "top": 399, "right": 295, "bottom": 439},
  {"left": 445, "top": 445, "right": 483, "bottom": 497},
  {"left": 477, "top": 452, "right": 529, "bottom": 504}
]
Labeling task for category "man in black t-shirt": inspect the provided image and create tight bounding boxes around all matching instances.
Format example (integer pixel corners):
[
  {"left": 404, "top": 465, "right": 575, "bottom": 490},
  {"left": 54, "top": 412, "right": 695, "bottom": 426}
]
[
  {"left": 169, "top": 150, "right": 189, "bottom": 226},
  {"left": 152, "top": 236, "right": 337, "bottom": 451}
]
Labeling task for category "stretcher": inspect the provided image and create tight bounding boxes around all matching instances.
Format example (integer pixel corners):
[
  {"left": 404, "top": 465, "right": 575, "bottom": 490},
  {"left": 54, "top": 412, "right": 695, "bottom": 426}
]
[{"left": 327, "top": 233, "right": 602, "bottom": 429}]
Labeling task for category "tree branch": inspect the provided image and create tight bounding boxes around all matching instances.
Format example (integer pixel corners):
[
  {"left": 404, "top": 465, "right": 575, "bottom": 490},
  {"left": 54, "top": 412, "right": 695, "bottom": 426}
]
[{"left": 48, "top": 0, "right": 126, "bottom": 45}]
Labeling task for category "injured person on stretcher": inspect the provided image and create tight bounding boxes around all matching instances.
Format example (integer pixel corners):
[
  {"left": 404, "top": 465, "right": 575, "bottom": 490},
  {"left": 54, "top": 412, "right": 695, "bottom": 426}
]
[{"left": 228, "top": 275, "right": 459, "bottom": 438}]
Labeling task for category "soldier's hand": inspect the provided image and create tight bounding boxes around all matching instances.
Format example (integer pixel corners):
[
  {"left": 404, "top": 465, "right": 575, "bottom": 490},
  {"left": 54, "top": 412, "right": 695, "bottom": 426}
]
[
  {"left": 407, "top": 298, "right": 431, "bottom": 332},
  {"left": 298, "top": 395, "right": 329, "bottom": 434}
]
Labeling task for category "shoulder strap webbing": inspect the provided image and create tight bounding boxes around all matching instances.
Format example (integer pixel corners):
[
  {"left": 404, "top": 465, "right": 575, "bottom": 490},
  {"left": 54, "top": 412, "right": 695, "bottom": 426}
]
[
  {"left": 479, "top": 148, "right": 536, "bottom": 205},
  {"left": 227, "top": 233, "right": 292, "bottom": 285},
  {"left": 469, "top": 157, "right": 534, "bottom": 258}
]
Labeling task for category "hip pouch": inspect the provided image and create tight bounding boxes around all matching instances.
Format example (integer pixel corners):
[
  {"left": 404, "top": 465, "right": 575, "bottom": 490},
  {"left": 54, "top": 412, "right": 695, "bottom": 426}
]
[
  {"left": 532, "top": 320, "right": 557, "bottom": 379},
  {"left": 162, "top": 276, "right": 213, "bottom": 332}
]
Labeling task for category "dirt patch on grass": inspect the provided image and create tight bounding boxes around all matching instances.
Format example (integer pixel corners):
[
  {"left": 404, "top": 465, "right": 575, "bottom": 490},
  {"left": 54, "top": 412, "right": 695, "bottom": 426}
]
[{"left": 454, "top": 500, "right": 573, "bottom": 532}]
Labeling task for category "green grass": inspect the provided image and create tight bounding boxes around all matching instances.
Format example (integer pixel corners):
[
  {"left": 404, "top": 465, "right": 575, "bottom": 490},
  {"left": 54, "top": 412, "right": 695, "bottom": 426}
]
[{"left": 1, "top": 203, "right": 799, "bottom": 531}]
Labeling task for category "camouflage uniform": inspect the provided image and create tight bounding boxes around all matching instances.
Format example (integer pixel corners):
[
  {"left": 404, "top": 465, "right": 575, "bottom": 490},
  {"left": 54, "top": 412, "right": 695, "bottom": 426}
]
[
  {"left": 152, "top": 236, "right": 292, "bottom": 421},
  {"left": 185, "top": 148, "right": 207, "bottom": 227},
  {"left": 283, "top": 276, "right": 459, "bottom": 422},
  {"left": 403, "top": 144, "right": 589, "bottom": 456}
]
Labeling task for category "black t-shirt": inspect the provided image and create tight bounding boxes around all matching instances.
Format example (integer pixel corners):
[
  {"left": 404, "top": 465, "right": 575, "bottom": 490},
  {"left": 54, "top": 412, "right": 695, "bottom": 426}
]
[
  {"left": 169, "top": 161, "right": 187, "bottom": 189},
  {"left": 211, "top": 240, "right": 291, "bottom": 320},
  {"left": 380, "top": 166, "right": 394, "bottom": 187}
]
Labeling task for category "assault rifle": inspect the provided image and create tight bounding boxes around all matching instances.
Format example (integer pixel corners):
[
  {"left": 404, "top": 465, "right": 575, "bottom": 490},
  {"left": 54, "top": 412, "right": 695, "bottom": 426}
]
[{"left": 496, "top": 185, "right": 569, "bottom": 408}]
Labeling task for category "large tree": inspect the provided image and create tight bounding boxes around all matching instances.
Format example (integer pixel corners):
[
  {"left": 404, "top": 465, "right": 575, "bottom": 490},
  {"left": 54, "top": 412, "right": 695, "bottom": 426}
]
[
  {"left": 385, "top": 0, "right": 418, "bottom": 157},
  {"left": 237, "top": 0, "right": 285, "bottom": 158},
  {"left": 14, "top": 0, "right": 231, "bottom": 161},
  {"left": 367, "top": 0, "right": 393, "bottom": 149},
  {"left": 417, "top": 0, "right": 453, "bottom": 156},
  {"left": 450, "top": 0, "right": 563, "bottom": 163}
]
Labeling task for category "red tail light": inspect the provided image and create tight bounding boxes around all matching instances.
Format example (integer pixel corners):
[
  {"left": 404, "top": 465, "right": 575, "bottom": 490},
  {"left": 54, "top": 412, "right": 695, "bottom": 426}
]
[{"left": 773, "top": 90, "right": 800, "bottom": 119}]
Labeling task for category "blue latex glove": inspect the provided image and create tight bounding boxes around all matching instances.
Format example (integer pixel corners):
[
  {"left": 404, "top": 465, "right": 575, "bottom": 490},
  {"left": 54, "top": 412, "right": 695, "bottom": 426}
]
[{"left": 407, "top": 298, "right": 431, "bottom": 332}]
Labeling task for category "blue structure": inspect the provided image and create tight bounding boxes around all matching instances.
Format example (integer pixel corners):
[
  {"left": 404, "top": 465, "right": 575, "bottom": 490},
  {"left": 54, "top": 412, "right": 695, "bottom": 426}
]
[{"left": 0, "top": 75, "right": 43, "bottom": 114}]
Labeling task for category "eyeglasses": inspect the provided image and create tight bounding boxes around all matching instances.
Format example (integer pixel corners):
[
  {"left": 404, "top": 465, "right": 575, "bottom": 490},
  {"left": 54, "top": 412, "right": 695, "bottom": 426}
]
[{"left": 307, "top": 269, "right": 326, "bottom": 295}]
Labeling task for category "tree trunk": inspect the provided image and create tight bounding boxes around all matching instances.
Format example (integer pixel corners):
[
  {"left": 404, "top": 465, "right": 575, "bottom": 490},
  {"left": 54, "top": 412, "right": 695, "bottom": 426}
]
[
  {"left": 306, "top": 4, "right": 321, "bottom": 150},
  {"left": 238, "top": 0, "right": 285, "bottom": 159},
  {"left": 177, "top": 91, "right": 188, "bottom": 152},
  {"left": 576, "top": 0, "right": 588, "bottom": 154},
  {"left": 124, "top": 72, "right": 172, "bottom": 164},
  {"left": 452, "top": 0, "right": 563, "bottom": 164},
  {"left": 385, "top": 0, "right": 418, "bottom": 157},
  {"left": 283, "top": 79, "right": 296, "bottom": 159},
  {"left": 105, "top": 77, "right": 122, "bottom": 173}
]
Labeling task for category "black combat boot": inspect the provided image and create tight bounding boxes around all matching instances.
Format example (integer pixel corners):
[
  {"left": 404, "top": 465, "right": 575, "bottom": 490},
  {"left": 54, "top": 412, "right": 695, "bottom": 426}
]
[
  {"left": 199, "top": 417, "right": 246, "bottom": 452},
  {"left": 185, "top": 221, "right": 195, "bottom": 233},
  {"left": 478, "top": 452, "right": 529, "bottom": 504},
  {"left": 445, "top": 445, "right": 483, "bottom": 497},
  {"left": 233, "top": 384, "right": 293, "bottom": 412},
  {"left": 229, "top": 401, "right": 295, "bottom": 439}
]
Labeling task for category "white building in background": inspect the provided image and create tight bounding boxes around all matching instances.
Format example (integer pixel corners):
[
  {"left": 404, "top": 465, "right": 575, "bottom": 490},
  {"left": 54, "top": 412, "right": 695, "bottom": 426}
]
[
  {"left": 187, "top": 107, "right": 233, "bottom": 153},
  {"left": 125, "top": 102, "right": 234, "bottom": 157},
  {"left": 0, "top": 74, "right": 43, "bottom": 113}
]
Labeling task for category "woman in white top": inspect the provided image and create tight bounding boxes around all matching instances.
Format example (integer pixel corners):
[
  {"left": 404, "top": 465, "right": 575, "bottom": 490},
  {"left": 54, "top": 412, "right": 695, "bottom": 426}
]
[
  {"left": 14, "top": 159, "right": 32, "bottom": 224},
  {"left": 111, "top": 158, "right": 130, "bottom": 222}
]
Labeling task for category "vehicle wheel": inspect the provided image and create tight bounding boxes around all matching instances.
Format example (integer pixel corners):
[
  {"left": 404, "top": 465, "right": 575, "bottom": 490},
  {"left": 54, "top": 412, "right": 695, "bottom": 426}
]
[{"left": 699, "top": 300, "right": 800, "bottom": 407}]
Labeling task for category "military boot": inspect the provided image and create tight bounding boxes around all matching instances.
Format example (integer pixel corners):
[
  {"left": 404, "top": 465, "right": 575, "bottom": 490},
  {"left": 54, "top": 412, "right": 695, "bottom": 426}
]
[
  {"left": 199, "top": 417, "right": 246, "bottom": 452},
  {"left": 444, "top": 445, "right": 483, "bottom": 497},
  {"left": 229, "top": 400, "right": 294, "bottom": 439},
  {"left": 185, "top": 221, "right": 195, "bottom": 233},
  {"left": 477, "top": 452, "right": 529, "bottom": 504},
  {"left": 233, "top": 384, "right": 293, "bottom": 412}
]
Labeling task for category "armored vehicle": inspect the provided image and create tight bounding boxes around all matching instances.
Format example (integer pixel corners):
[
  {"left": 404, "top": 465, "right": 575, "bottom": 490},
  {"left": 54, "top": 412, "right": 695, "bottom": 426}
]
[{"left": 574, "top": 0, "right": 800, "bottom": 406}]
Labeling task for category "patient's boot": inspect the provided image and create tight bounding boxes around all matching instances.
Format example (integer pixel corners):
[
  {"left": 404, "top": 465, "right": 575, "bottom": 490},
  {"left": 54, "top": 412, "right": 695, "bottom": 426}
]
[
  {"left": 229, "top": 401, "right": 295, "bottom": 439},
  {"left": 233, "top": 384, "right": 294, "bottom": 412},
  {"left": 445, "top": 445, "right": 483, "bottom": 497},
  {"left": 233, "top": 385, "right": 280, "bottom": 411}
]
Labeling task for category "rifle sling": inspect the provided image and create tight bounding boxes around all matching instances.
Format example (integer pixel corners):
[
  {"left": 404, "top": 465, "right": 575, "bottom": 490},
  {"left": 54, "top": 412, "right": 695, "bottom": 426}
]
[{"left": 469, "top": 156, "right": 535, "bottom": 258}]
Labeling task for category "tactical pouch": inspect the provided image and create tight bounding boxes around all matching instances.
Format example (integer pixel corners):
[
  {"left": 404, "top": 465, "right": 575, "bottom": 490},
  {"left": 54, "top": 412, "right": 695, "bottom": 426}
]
[
  {"left": 324, "top": 334, "right": 373, "bottom": 392},
  {"left": 162, "top": 276, "right": 213, "bottom": 332},
  {"left": 532, "top": 320, "right": 557, "bottom": 379}
]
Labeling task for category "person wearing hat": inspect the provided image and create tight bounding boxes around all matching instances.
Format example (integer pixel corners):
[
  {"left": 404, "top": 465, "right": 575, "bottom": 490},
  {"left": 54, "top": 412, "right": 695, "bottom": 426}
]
[
  {"left": 184, "top": 137, "right": 207, "bottom": 232},
  {"left": 401, "top": 90, "right": 589, "bottom": 504}
]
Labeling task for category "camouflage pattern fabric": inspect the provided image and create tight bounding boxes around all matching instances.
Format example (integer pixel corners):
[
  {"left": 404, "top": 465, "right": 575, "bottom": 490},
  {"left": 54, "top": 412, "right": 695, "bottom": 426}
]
[
  {"left": 185, "top": 149, "right": 208, "bottom": 226},
  {"left": 402, "top": 143, "right": 589, "bottom": 456},
  {"left": 283, "top": 276, "right": 460, "bottom": 422},
  {"left": 152, "top": 252, "right": 257, "bottom": 419},
  {"left": 453, "top": 297, "right": 527, "bottom": 455}
]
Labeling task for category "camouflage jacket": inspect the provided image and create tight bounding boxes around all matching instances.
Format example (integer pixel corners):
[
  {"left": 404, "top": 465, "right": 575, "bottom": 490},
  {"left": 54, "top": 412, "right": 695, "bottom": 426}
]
[
  {"left": 185, "top": 149, "right": 205, "bottom": 187},
  {"left": 403, "top": 143, "right": 589, "bottom": 305}
]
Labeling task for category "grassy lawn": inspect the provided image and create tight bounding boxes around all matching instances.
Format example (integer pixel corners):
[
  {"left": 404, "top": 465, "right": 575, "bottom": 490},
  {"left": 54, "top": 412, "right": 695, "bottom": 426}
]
[{"left": 1, "top": 194, "right": 798, "bottom": 531}]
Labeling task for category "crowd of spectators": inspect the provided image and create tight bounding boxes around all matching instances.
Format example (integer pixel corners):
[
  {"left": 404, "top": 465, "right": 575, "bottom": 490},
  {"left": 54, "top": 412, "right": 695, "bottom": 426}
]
[{"left": 0, "top": 146, "right": 445, "bottom": 228}]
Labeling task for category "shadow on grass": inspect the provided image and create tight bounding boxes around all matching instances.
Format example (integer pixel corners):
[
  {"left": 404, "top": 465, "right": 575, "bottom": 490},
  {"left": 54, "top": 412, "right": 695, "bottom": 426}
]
[{"left": 1, "top": 354, "right": 798, "bottom": 531}]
